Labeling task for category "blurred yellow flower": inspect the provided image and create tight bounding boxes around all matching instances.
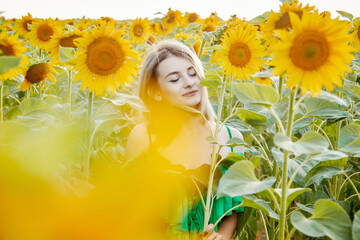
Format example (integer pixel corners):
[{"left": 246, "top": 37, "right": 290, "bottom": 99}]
[
  {"left": 28, "top": 18, "right": 64, "bottom": 51},
  {"left": 48, "top": 30, "right": 83, "bottom": 65},
  {"left": 271, "top": 11, "right": 354, "bottom": 96},
  {"left": 202, "top": 13, "right": 222, "bottom": 32},
  {"left": 185, "top": 12, "right": 201, "bottom": 26},
  {"left": 352, "top": 18, "right": 360, "bottom": 51},
  {"left": 13, "top": 13, "right": 35, "bottom": 39},
  {"left": 0, "top": 32, "right": 28, "bottom": 81},
  {"left": 163, "top": 9, "right": 183, "bottom": 34},
  {"left": 72, "top": 22, "right": 142, "bottom": 96},
  {"left": 216, "top": 24, "right": 266, "bottom": 81},
  {"left": 129, "top": 18, "right": 151, "bottom": 44},
  {"left": 174, "top": 33, "right": 202, "bottom": 55},
  {"left": 255, "top": 77, "right": 273, "bottom": 86},
  {"left": 260, "top": 0, "right": 315, "bottom": 46},
  {"left": 19, "top": 62, "right": 58, "bottom": 92}
]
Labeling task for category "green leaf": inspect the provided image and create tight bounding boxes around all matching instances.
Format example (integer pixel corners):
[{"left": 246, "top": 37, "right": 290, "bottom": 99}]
[
  {"left": 353, "top": 210, "right": 360, "bottom": 240},
  {"left": 274, "top": 131, "right": 329, "bottom": 156},
  {"left": 305, "top": 166, "right": 349, "bottom": 186},
  {"left": 336, "top": 10, "right": 354, "bottom": 20},
  {"left": 0, "top": 56, "right": 21, "bottom": 74},
  {"left": 220, "top": 152, "right": 246, "bottom": 168},
  {"left": 232, "top": 82, "right": 279, "bottom": 108},
  {"left": 202, "top": 31, "right": 211, "bottom": 42},
  {"left": 20, "top": 98, "right": 56, "bottom": 116},
  {"left": 290, "top": 199, "right": 352, "bottom": 240},
  {"left": 248, "top": 12, "right": 271, "bottom": 25},
  {"left": 184, "top": 22, "right": 202, "bottom": 33},
  {"left": 305, "top": 98, "right": 351, "bottom": 120},
  {"left": 241, "top": 195, "right": 279, "bottom": 220},
  {"left": 319, "top": 91, "right": 349, "bottom": 108},
  {"left": 235, "top": 109, "right": 268, "bottom": 126},
  {"left": 339, "top": 123, "right": 360, "bottom": 154},
  {"left": 344, "top": 84, "right": 360, "bottom": 102},
  {"left": 296, "top": 202, "right": 314, "bottom": 214},
  {"left": 224, "top": 137, "right": 247, "bottom": 147},
  {"left": 217, "top": 160, "right": 276, "bottom": 197},
  {"left": 273, "top": 188, "right": 311, "bottom": 209},
  {"left": 59, "top": 46, "right": 75, "bottom": 62}
]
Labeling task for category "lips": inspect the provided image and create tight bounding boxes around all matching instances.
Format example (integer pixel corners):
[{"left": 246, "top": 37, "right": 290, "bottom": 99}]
[{"left": 182, "top": 90, "right": 198, "bottom": 97}]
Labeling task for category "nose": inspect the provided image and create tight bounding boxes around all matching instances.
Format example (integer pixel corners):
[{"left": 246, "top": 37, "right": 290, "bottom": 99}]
[{"left": 183, "top": 76, "right": 195, "bottom": 88}]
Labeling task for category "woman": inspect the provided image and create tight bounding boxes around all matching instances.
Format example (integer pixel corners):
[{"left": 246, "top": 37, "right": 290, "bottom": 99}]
[{"left": 125, "top": 40, "right": 244, "bottom": 240}]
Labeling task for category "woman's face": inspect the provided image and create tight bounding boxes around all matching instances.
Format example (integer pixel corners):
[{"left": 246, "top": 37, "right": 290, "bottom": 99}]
[{"left": 155, "top": 56, "right": 202, "bottom": 108}]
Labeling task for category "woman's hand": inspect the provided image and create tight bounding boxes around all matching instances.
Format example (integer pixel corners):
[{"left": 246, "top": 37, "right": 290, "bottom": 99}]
[{"left": 201, "top": 224, "right": 224, "bottom": 240}]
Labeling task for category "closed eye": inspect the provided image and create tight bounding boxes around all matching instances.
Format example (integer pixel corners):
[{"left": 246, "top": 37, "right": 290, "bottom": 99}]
[{"left": 169, "top": 78, "right": 179, "bottom": 83}]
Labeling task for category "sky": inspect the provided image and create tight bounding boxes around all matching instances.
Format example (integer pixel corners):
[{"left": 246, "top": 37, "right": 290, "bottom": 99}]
[{"left": 1, "top": 0, "right": 359, "bottom": 21}]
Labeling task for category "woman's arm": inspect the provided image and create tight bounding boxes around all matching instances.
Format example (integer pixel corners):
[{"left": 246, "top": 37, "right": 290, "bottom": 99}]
[
  {"left": 125, "top": 124, "right": 149, "bottom": 160},
  {"left": 217, "top": 212, "right": 238, "bottom": 240}
]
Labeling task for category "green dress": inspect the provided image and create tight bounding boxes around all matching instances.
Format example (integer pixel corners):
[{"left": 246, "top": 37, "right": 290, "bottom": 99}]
[{"left": 175, "top": 126, "right": 244, "bottom": 235}]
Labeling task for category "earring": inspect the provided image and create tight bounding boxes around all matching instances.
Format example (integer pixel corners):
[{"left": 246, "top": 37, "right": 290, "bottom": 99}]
[{"left": 154, "top": 93, "right": 162, "bottom": 101}]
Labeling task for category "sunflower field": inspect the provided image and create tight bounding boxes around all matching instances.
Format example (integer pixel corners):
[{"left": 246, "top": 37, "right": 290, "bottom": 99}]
[{"left": 1, "top": 0, "right": 360, "bottom": 239}]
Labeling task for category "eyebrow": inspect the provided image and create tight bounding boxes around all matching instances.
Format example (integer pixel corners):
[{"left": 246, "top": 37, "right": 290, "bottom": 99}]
[{"left": 165, "top": 66, "right": 194, "bottom": 78}]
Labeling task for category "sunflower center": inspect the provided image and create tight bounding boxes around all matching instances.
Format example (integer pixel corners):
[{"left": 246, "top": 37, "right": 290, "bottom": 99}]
[
  {"left": 203, "top": 25, "right": 216, "bottom": 32},
  {"left": 133, "top": 24, "right": 144, "bottom": 37},
  {"left": 167, "top": 13, "right": 175, "bottom": 24},
  {"left": 37, "top": 24, "right": 54, "bottom": 41},
  {"left": 86, "top": 37, "right": 124, "bottom": 76},
  {"left": 22, "top": 20, "right": 32, "bottom": 32},
  {"left": 59, "top": 35, "right": 80, "bottom": 48},
  {"left": 275, "top": 11, "right": 303, "bottom": 30},
  {"left": 25, "top": 63, "right": 50, "bottom": 84},
  {"left": 228, "top": 42, "right": 251, "bottom": 67},
  {"left": 357, "top": 25, "right": 360, "bottom": 41},
  {"left": 0, "top": 43, "right": 15, "bottom": 56},
  {"left": 188, "top": 14, "right": 197, "bottom": 23},
  {"left": 290, "top": 31, "right": 329, "bottom": 70}
]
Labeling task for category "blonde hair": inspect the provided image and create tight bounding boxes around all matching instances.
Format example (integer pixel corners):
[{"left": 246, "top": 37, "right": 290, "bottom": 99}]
[{"left": 138, "top": 39, "right": 215, "bottom": 121}]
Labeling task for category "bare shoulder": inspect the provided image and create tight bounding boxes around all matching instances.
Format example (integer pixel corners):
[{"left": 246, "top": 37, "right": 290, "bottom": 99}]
[
  {"left": 226, "top": 125, "right": 244, "bottom": 140},
  {"left": 125, "top": 123, "right": 150, "bottom": 160},
  {"left": 208, "top": 121, "right": 244, "bottom": 156}
]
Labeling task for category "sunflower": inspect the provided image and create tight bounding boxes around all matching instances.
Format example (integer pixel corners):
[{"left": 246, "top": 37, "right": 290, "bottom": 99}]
[
  {"left": 28, "top": 18, "right": 64, "bottom": 51},
  {"left": 19, "top": 62, "right": 58, "bottom": 92},
  {"left": 13, "top": 13, "right": 36, "bottom": 39},
  {"left": 129, "top": 18, "right": 151, "bottom": 44},
  {"left": 48, "top": 30, "right": 83, "bottom": 65},
  {"left": 260, "top": 0, "right": 315, "bottom": 46},
  {"left": 174, "top": 33, "right": 202, "bottom": 55},
  {"left": 163, "top": 9, "right": 183, "bottom": 34},
  {"left": 150, "top": 21, "right": 165, "bottom": 36},
  {"left": 254, "top": 77, "right": 273, "bottom": 86},
  {"left": 271, "top": 11, "right": 354, "bottom": 96},
  {"left": 215, "top": 24, "right": 266, "bottom": 81},
  {"left": 202, "top": 13, "right": 222, "bottom": 33},
  {"left": 72, "top": 22, "right": 142, "bottom": 96},
  {"left": 0, "top": 32, "right": 28, "bottom": 81},
  {"left": 352, "top": 18, "right": 360, "bottom": 51},
  {"left": 185, "top": 12, "right": 201, "bottom": 26}
]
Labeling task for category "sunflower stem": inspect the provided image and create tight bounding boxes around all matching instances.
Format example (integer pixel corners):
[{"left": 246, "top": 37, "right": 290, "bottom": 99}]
[
  {"left": 197, "top": 35, "right": 206, "bottom": 60},
  {"left": 278, "top": 74, "right": 284, "bottom": 99},
  {"left": 279, "top": 90, "right": 296, "bottom": 240},
  {"left": 0, "top": 81, "right": 3, "bottom": 123},
  {"left": 84, "top": 91, "right": 94, "bottom": 182},
  {"left": 67, "top": 67, "right": 73, "bottom": 121},
  {"left": 203, "top": 77, "right": 226, "bottom": 232}
]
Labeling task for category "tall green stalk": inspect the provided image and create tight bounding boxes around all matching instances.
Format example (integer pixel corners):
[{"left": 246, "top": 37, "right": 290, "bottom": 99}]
[
  {"left": 0, "top": 81, "right": 3, "bottom": 122},
  {"left": 279, "top": 90, "right": 296, "bottom": 240},
  {"left": 84, "top": 91, "right": 94, "bottom": 181},
  {"left": 203, "top": 79, "right": 226, "bottom": 232},
  {"left": 67, "top": 67, "right": 73, "bottom": 120}
]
